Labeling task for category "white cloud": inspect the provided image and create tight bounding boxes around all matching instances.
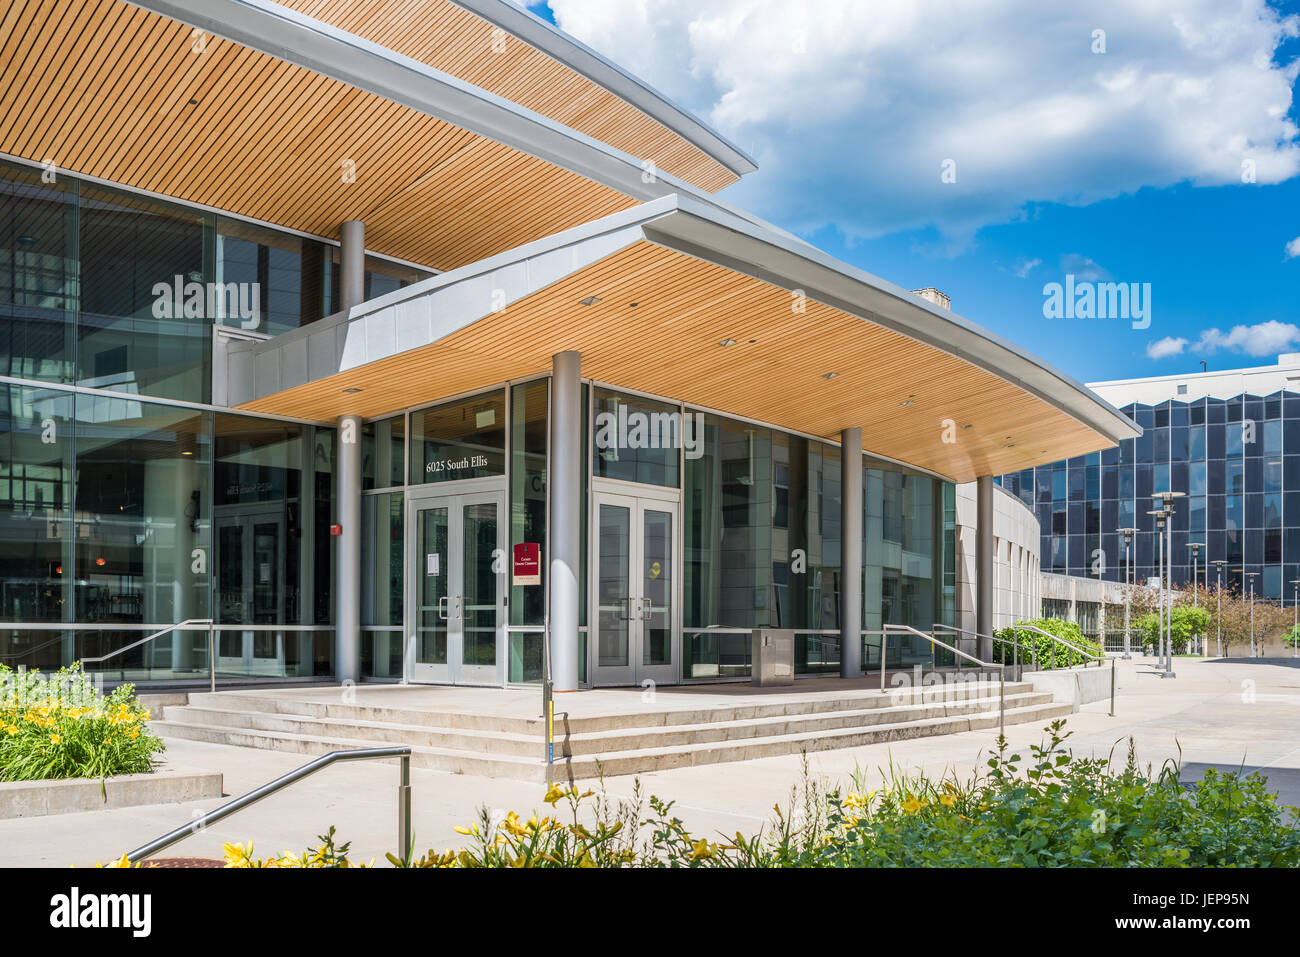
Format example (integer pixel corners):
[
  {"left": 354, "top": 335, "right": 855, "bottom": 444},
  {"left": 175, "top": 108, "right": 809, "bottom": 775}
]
[
  {"left": 1146, "top": 336, "right": 1189, "bottom": 360},
  {"left": 546, "top": 0, "right": 1300, "bottom": 243},
  {"left": 1285, "top": 236, "right": 1300, "bottom": 259},
  {"left": 1194, "top": 320, "right": 1300, "bottom": 356},
  {"left": 1014, "top": 257, "right": 1042, "bottom": 277},
  {"left": 1059, "top": 253, "right": 1110, "bottom": 281}
]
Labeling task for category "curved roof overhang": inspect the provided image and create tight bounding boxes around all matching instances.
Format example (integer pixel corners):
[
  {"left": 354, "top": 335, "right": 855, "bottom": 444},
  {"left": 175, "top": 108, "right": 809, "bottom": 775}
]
[
  {"left": 224, "top": 195, "right": 1140, "bottom": 483},
  {"left": 1, "top": 0, "right": 753, "bottom": 272}
]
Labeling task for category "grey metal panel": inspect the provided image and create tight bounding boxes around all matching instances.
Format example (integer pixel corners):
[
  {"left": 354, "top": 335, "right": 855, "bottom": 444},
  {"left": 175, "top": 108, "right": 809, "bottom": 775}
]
[
  {"left": 307, "top": 327, "right": 339, "bottom": 381},
  {"left": 363, "top": 306, "right": 398, "bottom": 363},
  {"left": 252, "top": 349, "right": 280, "bottom": 399},
  {"left": 395, "top": 295, "right": 432, "bottom": 352},
  {"left": 281, "top": 335, "right": 308, "bottom": 391}
]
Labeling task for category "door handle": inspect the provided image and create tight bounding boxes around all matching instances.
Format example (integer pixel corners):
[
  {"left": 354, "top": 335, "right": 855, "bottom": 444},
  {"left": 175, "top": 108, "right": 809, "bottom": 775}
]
[
  {"left": 641, "top": 597, "right": 652, "bottom": 621},
  {"left": 454, "top": 595, "right": 463, "bottom": 621},
  {"left": 438, "top": 596, "right": 449, "bottom": 620}
]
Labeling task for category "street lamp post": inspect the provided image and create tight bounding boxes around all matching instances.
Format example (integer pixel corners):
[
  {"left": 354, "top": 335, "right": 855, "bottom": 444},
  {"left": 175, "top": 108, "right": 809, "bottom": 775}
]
[
  {"left": 1243, "top": 571, "right": 1259, "bottom": 658},
  {"left": 1187, "top": 543, "right": 1203, "bottom": 655},
  {"left": 1119, "top": 527, "right": 1137, "bottom": 659},
  {"left": 1211, "top": 560, "right": 1226, "bottom": 657},
  {"left": 1147, "top": 507, "right": 1173, "bottom": 677},
  {"left": 1152, "top": 492, "right": 1184, "bottom": 678}
]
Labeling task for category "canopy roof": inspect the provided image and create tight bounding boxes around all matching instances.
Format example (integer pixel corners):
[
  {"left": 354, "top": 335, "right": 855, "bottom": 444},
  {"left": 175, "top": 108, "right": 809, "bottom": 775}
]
[{"left": 224, "top": 195, "right": 1141, "bottom": 483}]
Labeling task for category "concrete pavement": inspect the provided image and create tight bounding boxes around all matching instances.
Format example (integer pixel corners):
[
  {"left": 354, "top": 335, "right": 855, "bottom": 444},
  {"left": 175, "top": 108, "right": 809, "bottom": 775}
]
[{"left": 1, "top": 656, "right": 1297, "bottom": 867}]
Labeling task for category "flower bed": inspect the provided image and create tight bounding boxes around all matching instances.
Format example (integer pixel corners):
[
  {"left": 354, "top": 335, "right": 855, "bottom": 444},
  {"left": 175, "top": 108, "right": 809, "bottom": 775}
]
[
  {"left": 1, "top": 664, "right": 164, "bottom": 782},
  {"left": 138, "top": 720, "right": 1300, "bottom": 868}
]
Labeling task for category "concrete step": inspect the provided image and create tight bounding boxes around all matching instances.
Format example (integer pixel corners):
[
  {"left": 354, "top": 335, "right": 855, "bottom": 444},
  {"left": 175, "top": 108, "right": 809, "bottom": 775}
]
[
  {"left": 151, "top": 720, "right": 551, "bottom": 782},
  {"left": 178, "top": 680, "right": 1038, "bottom": 736},
  {"left": 154, "top": 699, "right": 1072, "bottom": 782},
  {"left": 161, "top": 689, "right": 1056, "bottom": 758}
]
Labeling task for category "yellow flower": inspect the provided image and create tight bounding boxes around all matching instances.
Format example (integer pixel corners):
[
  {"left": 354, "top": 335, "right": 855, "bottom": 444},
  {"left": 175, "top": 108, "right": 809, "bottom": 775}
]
[
  {"left": 689, "top": 839, "right": 716, "bottom": 861},
  {"left": 50, "top": 733, "right": 60, "bottom": 745},
  {"left": 900, "top": 795, "right": 924, "bottom": 814},
  {"left": 939, "top": 793, "right": 957, "bottom": 808},
  {"left": 453, "top": 825, "right": 476, "bottom": 836},
  {"left": 4, "top": 725, "right": 16, "bottom": 735},
  {"left": 543, "top": 783, "right": 566, "bottom": 806}
]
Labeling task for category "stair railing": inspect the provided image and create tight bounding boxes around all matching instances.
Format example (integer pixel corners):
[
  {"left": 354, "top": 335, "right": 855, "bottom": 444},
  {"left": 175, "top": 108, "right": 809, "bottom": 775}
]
[
  {"left": 126, "top": 746, "right": 412, "bottom": 865},
  {"left": 79, "top": 619, "right": 217, "bottom": 689},
  {"left": 880, "top": 624, "right": 1006, "bottom": 737},
  {"left": 931, "top": 623, "right": 1037, "bottom": 679},
  {"left": 1009, "top": 621, "right": 1105, "bottom": 669}
]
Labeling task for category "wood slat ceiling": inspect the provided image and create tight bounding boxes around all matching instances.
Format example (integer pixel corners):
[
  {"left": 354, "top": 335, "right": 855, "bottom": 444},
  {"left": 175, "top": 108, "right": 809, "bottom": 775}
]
[
  {"left": 278, "top": 0, "right": 739, "bottom": 192},
  {"left": 0, "top": 0, "right": 642, "bottom": 271},
  {"left": 237, "top": 242, "right": 1112, "bottom": 482}
]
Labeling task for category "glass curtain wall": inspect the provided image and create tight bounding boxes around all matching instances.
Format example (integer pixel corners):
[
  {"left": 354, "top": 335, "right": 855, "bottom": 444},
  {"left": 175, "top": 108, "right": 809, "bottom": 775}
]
[{"left": 1000, "top": 390, "right": 1300, "bottom": 599}]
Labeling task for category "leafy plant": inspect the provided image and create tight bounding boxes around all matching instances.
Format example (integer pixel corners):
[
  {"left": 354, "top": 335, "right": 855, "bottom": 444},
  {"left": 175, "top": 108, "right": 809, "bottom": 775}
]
[
  {"left": 0, "top": 663, "right": 164, "bottom": 781},
  {"left": 1135, "top": 606, "right": 1211, "bottom": 654},
  {"left": 994, "top": 618, "right": 1101, "bottom": 669}
]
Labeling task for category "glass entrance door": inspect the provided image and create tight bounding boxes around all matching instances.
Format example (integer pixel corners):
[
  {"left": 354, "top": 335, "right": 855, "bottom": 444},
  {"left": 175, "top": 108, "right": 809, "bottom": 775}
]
[
  {"left": 590, "top": 491, "right": 678, "bottom": 686},
  {"left": 407, "top": 489, "right": 505, "bottom": 685},
  {"left": 214, "top": 509, "right": 286, "bottom": 676}
]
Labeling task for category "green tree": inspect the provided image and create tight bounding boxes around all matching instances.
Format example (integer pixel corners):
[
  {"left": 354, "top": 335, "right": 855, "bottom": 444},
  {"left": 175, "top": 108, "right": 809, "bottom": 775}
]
[{"left": 1135, "top": 606, "right": 1210, "bottom": 654}]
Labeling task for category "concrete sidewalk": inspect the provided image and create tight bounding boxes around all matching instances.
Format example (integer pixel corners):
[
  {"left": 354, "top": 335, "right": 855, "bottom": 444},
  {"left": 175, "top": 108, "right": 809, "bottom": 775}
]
[{"left": 2, "top": 657, "right": 1297, "bottom": 867}]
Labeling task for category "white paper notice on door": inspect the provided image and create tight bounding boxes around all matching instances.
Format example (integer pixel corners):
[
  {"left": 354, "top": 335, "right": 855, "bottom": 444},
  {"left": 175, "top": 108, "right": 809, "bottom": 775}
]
[
  {"left": 427, "top": 553, "right": 440, "bottom": 576},
  {"left": 259, "top": 562, "right": 271, "bottom": 583}
]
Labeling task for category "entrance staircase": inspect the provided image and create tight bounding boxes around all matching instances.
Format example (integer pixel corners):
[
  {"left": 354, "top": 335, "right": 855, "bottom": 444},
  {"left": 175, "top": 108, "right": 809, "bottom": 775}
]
[{"left": 148, "top": 680, "right": 1071, "bottom": 783}]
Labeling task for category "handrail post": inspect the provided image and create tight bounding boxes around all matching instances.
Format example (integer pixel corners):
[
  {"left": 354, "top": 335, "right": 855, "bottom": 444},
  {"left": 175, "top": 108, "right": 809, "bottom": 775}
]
[
  {"left": 879, "top": 631, "right": 887, "bottom": 692},
  {"left": 209, "top": 624, "right": 216, "bottom": 693},
  {"left": 999, "top": 669, "right": 1005, "bottom": 738},
  {"left": 1109, "top": 658, "right": 1116, "bottom": 717},
  {"left": 398, "top": 755, "right": 411, "bottom": 866}
]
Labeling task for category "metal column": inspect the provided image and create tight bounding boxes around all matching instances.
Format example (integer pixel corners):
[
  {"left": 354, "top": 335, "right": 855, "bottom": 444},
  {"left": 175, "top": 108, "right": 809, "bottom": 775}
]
[
  {"left": 340, "top": 220, "right": 365, "bottom": 312},
  {"left": 840, "top": 427, "right": 863, "bottom": 678},
  {"left": 975, "top": 475, "right": 994, "bottom": 660},
  {"left": 549, "top": 351, "right": 581, "bottom": 691},
  {"left": 336, "top": 413, "right": 362, "bottom": 683}
]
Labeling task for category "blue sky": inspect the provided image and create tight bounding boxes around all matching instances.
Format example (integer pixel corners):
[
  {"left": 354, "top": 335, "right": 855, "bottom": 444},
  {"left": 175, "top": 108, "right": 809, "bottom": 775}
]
[{"left": 524, "top": 1, "right": 1300, "bottom": 386}]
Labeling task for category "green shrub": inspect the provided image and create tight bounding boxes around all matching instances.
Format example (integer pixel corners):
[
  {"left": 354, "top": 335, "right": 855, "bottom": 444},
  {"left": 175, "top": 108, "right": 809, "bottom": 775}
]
[
  {"left": 1135, "top": 606, "right": 1211, "bottom": 654},
  {"left": 994, "top": 618, "right": 1100, "bottom": 669},
  {"left": 0, "top": 663, "right": 164, "bottom": 781}
]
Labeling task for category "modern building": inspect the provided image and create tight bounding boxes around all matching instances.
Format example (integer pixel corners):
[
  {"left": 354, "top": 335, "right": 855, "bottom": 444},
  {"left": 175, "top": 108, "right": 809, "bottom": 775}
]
[
  {"left": 0, "top": 0, "right": 1138, "bottom": 690},
  {"left": 999, "top": 354, "right": 1300, "bottom": 602}
]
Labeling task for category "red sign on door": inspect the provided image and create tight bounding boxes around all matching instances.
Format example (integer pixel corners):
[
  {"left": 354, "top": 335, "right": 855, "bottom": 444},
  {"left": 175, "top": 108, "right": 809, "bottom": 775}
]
[{"left": 513, "top": 542, "right": 541, "bottom": 586}]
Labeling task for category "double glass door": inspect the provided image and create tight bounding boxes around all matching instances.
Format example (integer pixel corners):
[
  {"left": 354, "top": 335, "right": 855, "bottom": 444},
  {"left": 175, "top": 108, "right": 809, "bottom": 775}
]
[
  {"left": 407, "top": 488, "right": 505, "bottom": 685},
  {"left": 214, "top": 508, "right": 286, "bottom": 675},
  {"left": 591, "top": 490, "right": 678, "bottom": 686}
]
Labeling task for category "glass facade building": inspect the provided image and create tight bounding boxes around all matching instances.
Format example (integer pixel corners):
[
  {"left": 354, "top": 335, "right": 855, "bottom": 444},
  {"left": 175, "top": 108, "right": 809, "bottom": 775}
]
[
  {"left": 0, "top": 154, "right": 958, "bottom": 686},
  {"left": 999, "top": 391, "right": 1300, "bottom": 600},
  {"left": 0, "top": 157, "right": 428, "bottom": 680}
]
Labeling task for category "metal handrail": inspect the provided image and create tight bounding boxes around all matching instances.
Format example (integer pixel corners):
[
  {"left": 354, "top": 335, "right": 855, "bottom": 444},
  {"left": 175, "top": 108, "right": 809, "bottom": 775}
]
[
  {"left": 127, "top": 746, "right": 412, "bottom": 865},
  {"left": 80, "top": 618, "right": 214, "bottom": 664},
  {"left": 0, "top": 631, "right": 73, "bottom": 662},
  {"left": 932, "top": 623, "right": 1038, "bottom": 676},
  {"left": 1010, "top": 621, "right": 1105, "bottom": 668},
  {"left": 880, "top": 624, "right": 1005, "bottom": 736}
]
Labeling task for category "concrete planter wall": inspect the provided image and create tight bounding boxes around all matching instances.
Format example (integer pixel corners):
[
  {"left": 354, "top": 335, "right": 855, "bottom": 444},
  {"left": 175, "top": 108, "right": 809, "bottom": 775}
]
[{"left": 0, "top": 769, "right": 223, "bottom": 819}]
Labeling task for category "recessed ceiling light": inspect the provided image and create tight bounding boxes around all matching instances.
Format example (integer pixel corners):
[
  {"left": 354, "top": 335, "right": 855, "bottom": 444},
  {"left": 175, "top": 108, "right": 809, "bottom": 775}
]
[
  {"left": 579, "top": 296, "right": 601, "bottom": 306},
  {"left": 900, "top": 400, "right": 913, "bottom": 407},
  {"left": 718, "top": 338, "right": 737, "bottom": 347},
  {"left": 629, "top": 302, "right": 638, "bottom": 308},
  {"left": 1004, "top": 443, "right": 1016, "bottom": 448},
  {"left": 962, "top": 424, "right": 973, "bottom": 430},
  {"left": 16, "top": 235, "right": 37, "bottom": 247},
  {"left": 822, "top": 372, "right": 838, "bottom": 380},
  {"left": 343, "top": 387, "right": 362, "bottom": 394}
]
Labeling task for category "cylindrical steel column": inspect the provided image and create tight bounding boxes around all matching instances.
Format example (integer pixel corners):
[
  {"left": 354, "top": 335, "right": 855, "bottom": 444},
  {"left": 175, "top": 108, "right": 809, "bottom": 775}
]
[
  {"left": 336, "top": 413, "right": 362, "bottom": 684},
  {"left": 549, "top": 351, "right": 581, "bottom": 691},
  {"left": 340, "top": 220, "right": 365, "bottom": 313},
  {"left": 976, "top": 475, "right": 994, "bottom": 660},
  {"left": 839, "top": 427, "right": 863, "bottom": 678}
]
